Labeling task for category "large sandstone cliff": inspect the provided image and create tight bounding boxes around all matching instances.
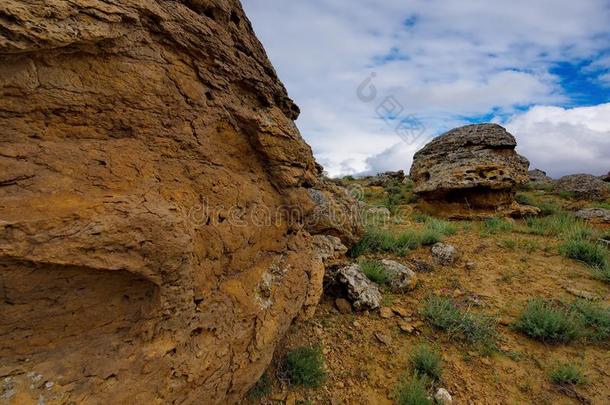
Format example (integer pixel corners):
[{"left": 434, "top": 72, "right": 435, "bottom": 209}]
[{"left": 0, "top": 1, "right": 361, "bottom": 403}]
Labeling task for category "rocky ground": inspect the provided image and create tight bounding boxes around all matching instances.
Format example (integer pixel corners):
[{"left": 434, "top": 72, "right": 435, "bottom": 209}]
[{"left": 244, "top": 178, "right": 610, "bottom": 405}]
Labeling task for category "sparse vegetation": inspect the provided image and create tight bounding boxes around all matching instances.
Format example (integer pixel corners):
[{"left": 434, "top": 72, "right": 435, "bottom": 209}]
[
  {"left": 360, "top": 260, "right": 389, "bottom": 284},
  {"left": 285, "top": 346, "right": 326, "bottom": 388},
  {"left": 570, "top": 300, "right": 610, "bottom": 341},
  {"left": 483, "top": 217, "right": 513, "bottom": 234},
  {"left": 409, "top": 344, "right": 443, "bottom": 380},
  {"left": 349, "top": 219, "right": 458, "bottom": 257},
  {"left": 247, "top": 372, "right": 272, "bottom": 401},
  {"left": 394, "top": 372, "right": 433, "bottom": 405},
  {"left": 514, "top": 298, "right": 583, "bottom": 343},
  {"left": 422, "top": 295, "right": 496, "bottom": 350},
  {"left": 559, "top": 238, "right": 608, "bottom": 270},
  {"left": 549, "top": 362, "right": 586, "bottom": 386}
]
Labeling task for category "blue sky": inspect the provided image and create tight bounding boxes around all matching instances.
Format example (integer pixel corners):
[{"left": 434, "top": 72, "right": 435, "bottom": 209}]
[{"left": 242, "top": 0, "right": 610, "bottom": 178}]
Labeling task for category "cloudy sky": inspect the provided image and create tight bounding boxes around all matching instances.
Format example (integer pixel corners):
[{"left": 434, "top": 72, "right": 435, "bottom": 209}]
[{"left": 242, "top": 0, "right": 610, "bottom": 178}]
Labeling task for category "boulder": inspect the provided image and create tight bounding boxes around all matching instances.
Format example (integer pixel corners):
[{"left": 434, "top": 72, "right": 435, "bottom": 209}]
[
  {"left": 0, "top": 1, "right": 362, "bottom": 403},
  {"left": 555, "top": 174, "right": 610, "bottom": 201},
  {"left": 336, "top": 264, "right": 382, "bottom": 310},
  {"left": 602, "top": 172, "right": 610, "bottom": 182},
  {"left": 380, "top": 259, "right": 417, "bottom": 291},
  {"left": 431, "top": 243, "right": 459, "bottom": 266},
  {"left": 410, "top": 124, "right": 530, "bottom": 217},
  {"left": 574, "top": 208, "right": 610, "bottom": 223},
  {"left": 435, "top": 388, "right": 453, "bottom": 404},
  {"left": 528, "top": 169, "right": 553, "bottom": 188}
]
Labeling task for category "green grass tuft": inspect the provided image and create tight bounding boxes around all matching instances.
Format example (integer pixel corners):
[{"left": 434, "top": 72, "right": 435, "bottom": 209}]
[
  {"left": 549, "top": 362, "right": 586, "bottom": 386},
  {"left": 559, "top": 239, "right": 608, "bottom": 269},
  {"left": 360, "top": 260, "right": 390, "bottom": 284},
  {"left": 514, "top": 298, "right": 583, "bottom": 343},
  {"left": 570, "top": 300, "right": 610, "bottom": 341},
  {"left": 422, "top": 295, "right": 496, "bottom": 350},
  {"left": 484, "top": 217, "right": 513, "bottom": 234},
  {"left": 409, "top": 344, "right": 442, "bottom": 380},
  {"left": 285, "top": 346, "right": 327, "bottom": 388},
  {"left": 395, "top": 373, "right": 433, "bottom": 405}
]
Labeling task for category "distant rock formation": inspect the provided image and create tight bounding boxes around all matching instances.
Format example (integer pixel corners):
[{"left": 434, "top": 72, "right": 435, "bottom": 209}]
[
  {"left": 410, "top": 123, "right": 534, "bottom": 218},
  {"left": 528, "top": 169, "right": 553, "bottom": 187},
  {"left": 0, "top": 1, "right": 361, "bottom": 403},
  {"left": 367, "top": 170, "right": 407, "bottom": 186},
  {"left": 555, "top": 174, "right": 610, "bottom": 201}
]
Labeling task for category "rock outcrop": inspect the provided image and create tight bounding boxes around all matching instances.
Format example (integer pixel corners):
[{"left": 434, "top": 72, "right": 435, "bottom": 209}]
[
  {"left": 555, "top": 174, "right": 610, "bottom": 201},
  {"left": 367, "top": 170, "right": 406, "bottom": 187},
  {"left": 528, "top": 169, "right": 553, "bottom": 188},
  {"left": 410, "top": 123, "right": 532, "bottom": 217},
  {"left": 0, "top": 1, "right": 361, "bottom": 403},
  {"left": 574, "top": 208, "right": 610, "bottom": 223}
]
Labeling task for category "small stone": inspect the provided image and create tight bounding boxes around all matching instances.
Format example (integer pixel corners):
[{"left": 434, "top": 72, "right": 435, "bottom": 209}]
[
  {"left": 452, "top": 289, "right": 462, "bottom": 297},
  {"left": 564, "top": 286, "right": 603, "bottom": 301},
  {"left": 431, "top": 243, "right": 458, "bottom": 266},
  {"left": 352, "top": 320, "right": 362, "bottom": 328},
  {"left": 465, "top": 262, "right": 476, "bottom": 271},
  {"left": 435, "top": 388, "right": 453, "bottom": 404},
  {"left": 336, "top": 264, "right": 382, "bottom": 310},
  {"left": 392, "top": 306, "right": 409, "bottom": 317},
  {"left": 398, "top": 322, "right": 415, "bottom": 334},
  {"left": 380, "top": 307, "right": 394, "bottom": 319},
  {"left": 336, "top": 381, "right": 344, "bottom": 389},
  {"left": 335, "top": 298, "right": 353, "bottom": 314},
  {"left": 499, "top": 318, "right": 511, "bottom": 326},
  {"left": 44, "top": 381, "right": 54, "bottom": 389},
  {"left": 380, "top": 259, "right": 417, "bottom": 292},
  {"left": 322, "top": 347, "right": 330, "bottom": 355},
  {"left": 410, "top": 258, "right": 434, "bottom": 273},
  {"left": 481, "top": 358, "right": 492, "bottom": 366},
  {"left": 375, "top": 332, "right": 392, "bottom": 345}
]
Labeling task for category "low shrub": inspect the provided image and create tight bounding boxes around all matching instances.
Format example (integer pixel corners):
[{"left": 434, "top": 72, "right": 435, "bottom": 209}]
[
  {"left": 422, "top": 295, "right": 497, "bottom": 350},
  {"left": 514, "top": 299, "right": 583, "bottom": 343},
  {"left": 409, "top": 344, "right": 442, "bottom": 380},
  {"left": 394, "top": 372, "right": 433, "bottom": 405},
  {"left": 549, "top": 362, "right": 586, "bottom": 386},
  {"left": 285, "top": 346, "right": 326, "bottom": 388},
  {"left": 570, "top": 300, "right": 610, "bottom": 341},
  {"left": 559, "top": 239, "right": 608, "bottom": 269}
]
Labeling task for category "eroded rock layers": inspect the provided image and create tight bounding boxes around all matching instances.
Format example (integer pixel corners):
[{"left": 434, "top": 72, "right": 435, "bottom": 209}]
[{"left": 0, "top": 1, "right": 361, "bottom": 403}]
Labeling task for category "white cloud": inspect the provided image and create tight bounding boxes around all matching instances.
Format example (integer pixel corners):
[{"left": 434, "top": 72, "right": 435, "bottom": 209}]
[
  {"left": 507, "top": 103, "right": 610, "bottom": 177},
  {"left": 242, "top": 0, "right": 610, "bottom": 177}
]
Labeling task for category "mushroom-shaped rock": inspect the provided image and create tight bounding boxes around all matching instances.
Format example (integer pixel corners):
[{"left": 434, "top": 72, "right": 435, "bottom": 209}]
[{"left": 410, "top": 124, "right": 530, "bottom": 217}]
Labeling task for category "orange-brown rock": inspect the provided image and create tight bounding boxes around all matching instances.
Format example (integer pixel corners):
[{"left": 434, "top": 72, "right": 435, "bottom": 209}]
[
  {"left": 410, "top": 123, "right": 534, "bottom": 218},
  {"left": 0, "top": 1, "right": 362, "bottom": 403}
]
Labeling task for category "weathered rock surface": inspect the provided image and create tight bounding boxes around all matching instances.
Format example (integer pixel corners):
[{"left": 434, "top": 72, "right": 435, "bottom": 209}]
[
  {"left": 528, "top": 169, "right": 553, "bottom": 187},
  {"left": 601, "top": 171, "right": 610, "bottom": 182},
  {"left": 0, "top": 1, "right": 361, "bottom": 403},
  {"left": 431, "top": 243, "right": 458, "bottom": 266},
  {"left": 574, "top": 208, "right": 610, "bottom": 223},
  {"left": 380, "top": 259, "right": 417, "bottom": 292},
  {"left": 410, "top": 124, "right": 530, "bottom": 217},
  {"left": 367, "top": 170, "right": 406, "bottom": 186},
  {"left": 555, "top": 174, "right": 610, "bottom": 201},
  {"left": 336, "top": 264, "right": 382, "bottom": 310}
]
